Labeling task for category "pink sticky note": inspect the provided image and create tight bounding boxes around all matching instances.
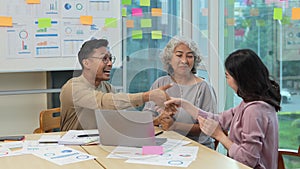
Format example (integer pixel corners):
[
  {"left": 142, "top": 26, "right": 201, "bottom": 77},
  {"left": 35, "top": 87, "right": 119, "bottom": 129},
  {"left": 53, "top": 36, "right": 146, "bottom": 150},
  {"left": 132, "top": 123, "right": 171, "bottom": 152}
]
[
  {"left": 142, "top": 146, "right": 163, "bottom": 155},
  {"left": 132, "top": 8, "right": 143, "bottom": 17}
]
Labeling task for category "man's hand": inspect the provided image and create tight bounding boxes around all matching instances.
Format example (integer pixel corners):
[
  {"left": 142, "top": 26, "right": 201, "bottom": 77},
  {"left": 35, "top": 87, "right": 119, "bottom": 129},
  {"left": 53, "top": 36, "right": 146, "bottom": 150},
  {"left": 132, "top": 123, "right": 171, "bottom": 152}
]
[{"left": 143, "top": 84, "right": 177, "bottom": 112}]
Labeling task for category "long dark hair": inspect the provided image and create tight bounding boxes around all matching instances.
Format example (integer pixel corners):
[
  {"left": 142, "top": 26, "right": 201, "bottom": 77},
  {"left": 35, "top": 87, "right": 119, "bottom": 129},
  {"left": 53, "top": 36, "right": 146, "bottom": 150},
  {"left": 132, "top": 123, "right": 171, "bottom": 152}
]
[{"left": 225, "top": 49, "right": 281, "bottom": 111}]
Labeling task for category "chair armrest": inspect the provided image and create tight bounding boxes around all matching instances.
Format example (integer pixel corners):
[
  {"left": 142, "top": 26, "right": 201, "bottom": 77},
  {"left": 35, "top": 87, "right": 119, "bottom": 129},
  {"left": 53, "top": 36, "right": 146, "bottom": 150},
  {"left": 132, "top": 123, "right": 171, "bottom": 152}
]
[
  {"left": 33, "top": 128, "right": 43, "bottom": 134},
  {"left": 278, "top": 147, "right": 300, "bottom": 156}
]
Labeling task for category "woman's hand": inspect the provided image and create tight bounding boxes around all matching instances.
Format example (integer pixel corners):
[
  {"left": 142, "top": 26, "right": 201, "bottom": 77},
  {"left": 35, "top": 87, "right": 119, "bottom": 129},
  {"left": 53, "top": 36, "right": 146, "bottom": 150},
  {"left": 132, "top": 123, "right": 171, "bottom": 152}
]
[
  {"left": 198, "top": 116, "right": 233, "bottom": 150},
  {"left": 165, "top": 97, "right": 200, "bottom": 120},
  {"left": 198, "top": 116, "right": 223, "bottom": 140}
]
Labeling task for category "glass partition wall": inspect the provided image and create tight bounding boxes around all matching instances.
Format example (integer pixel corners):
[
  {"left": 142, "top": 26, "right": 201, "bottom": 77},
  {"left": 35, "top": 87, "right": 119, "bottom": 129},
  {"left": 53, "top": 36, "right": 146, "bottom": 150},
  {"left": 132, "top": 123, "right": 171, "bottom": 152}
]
[
  {"left": 192, "top": 0, "right": 300, "bottom": 167},
  {"left": 119, "top": 1, "right": 299, "bottom": 167}
]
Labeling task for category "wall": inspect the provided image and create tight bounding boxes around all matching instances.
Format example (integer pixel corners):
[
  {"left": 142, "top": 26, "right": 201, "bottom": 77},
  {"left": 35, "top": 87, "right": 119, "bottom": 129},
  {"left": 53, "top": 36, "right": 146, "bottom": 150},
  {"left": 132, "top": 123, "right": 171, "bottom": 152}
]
[{"left": 0, "top": 72, "right": 47, "bottom": 135}]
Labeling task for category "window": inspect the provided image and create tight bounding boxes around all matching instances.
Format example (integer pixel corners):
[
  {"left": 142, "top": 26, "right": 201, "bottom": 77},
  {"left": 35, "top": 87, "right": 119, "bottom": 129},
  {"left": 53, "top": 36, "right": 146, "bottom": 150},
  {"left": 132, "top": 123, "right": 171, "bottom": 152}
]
[
  {"left": 109, "top": 0, "right": 181, "bottom": 110},
  {"left": 192, "top": 0, "right": 300, "bottom": 166}
]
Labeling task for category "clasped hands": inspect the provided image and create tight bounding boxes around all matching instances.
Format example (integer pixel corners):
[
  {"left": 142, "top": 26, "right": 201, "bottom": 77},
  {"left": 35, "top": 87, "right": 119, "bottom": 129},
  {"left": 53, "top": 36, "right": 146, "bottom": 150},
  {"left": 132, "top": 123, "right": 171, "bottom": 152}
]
[
  {"left": 153, "top": 107, "right": 176, "bottom": 131},
  {"left": 162, "top": 98, "right": 223, "bottom": 140}
]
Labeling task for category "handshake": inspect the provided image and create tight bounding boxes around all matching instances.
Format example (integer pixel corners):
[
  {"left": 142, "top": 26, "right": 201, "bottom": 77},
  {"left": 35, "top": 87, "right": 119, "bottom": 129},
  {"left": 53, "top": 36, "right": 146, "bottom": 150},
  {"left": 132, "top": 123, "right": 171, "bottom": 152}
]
[{"left": 142, "top": 83, "right": 178, "bottom": 113}]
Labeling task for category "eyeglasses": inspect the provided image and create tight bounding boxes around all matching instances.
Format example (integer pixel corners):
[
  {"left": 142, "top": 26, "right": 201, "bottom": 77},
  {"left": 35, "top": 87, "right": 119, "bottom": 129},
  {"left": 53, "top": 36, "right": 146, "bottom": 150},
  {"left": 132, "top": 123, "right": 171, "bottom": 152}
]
[{"left": 89, "top": 54, "right": 116, "bottom": 64}]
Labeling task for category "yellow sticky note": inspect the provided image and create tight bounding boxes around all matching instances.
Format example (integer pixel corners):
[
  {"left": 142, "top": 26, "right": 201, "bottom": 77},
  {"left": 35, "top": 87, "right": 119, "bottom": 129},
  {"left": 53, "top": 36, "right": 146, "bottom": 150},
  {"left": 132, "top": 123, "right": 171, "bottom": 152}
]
[
  {"left": 228, "top": 0, "right": 234, "bottom": 5},
  {"left": 282, "top": 16, "right": 290, "bottom": 25},
  {"left": 140, "top": 0, "right": 150, "bottom": 6},
  {"left": 141, "top": 19, "right": 152, "bottom": 28},
  {"left": 291, "top": 8, "right": 300, "bottom": 20},
  {"left": 151, "top": 31, "right": 162, "bottom": 39},
  {"left": 38, "top": 18, "right": 52, "bottom": 28},
  {"left": 250, "top": 8, "right": 259, "bottom": 16},
  {"left": 256, "top": 20, "right": 266, "bottom": 26},
  {"left": 132, "top": 30, "right": 143, "bottom": 39},
  {"left": 122, "top": 8, "right": 127, "bottom": 17},
  {"left": 151, "top": 8, "right": 162, "bottom": 17},
  {"left": 105, "top": 18, "right": 117, "bottom": 28},
  {"left": 224, "top": 28, "right": 228, "bottom": 37},
  {"left": 273, "top": 8, "right": 282, "bottom": 20},
  {"left": 26, "top": 0, "right": 40, "bottom": 4},
  {"left": 122, "top": 0, "right": 131, "bottom": 5},
  {"left": 242, "top": 19, "right": 251, "bottom": 27},
  {"left": 226, "top": 18, "right": 235, "bottom": 26},
  {"left": 0, "top": 16, "right": 12, "bottom": 27},
  {"left": 80, "top": 16, "right": 93, "bottom": 25},
  {"left": 126, "top": 20, "right": 134, "bottom": 28}
]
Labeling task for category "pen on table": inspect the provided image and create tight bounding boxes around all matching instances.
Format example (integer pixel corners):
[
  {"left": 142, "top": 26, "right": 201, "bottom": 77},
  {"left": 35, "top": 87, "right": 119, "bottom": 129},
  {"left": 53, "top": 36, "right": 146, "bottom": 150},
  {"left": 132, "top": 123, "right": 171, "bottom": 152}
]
[
  {"left": 77, "top": 134, "right": 99, "bottom": 138},
  {"left": 155, "top": 131, "right": 164, "bottom": 136}
]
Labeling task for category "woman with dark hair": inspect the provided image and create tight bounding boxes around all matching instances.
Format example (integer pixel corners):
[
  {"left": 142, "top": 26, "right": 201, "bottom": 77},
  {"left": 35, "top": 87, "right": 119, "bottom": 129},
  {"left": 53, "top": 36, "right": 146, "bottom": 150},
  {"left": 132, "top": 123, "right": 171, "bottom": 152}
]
[{"left": 165, "top": 49, "right": 281, "bottom": 169}]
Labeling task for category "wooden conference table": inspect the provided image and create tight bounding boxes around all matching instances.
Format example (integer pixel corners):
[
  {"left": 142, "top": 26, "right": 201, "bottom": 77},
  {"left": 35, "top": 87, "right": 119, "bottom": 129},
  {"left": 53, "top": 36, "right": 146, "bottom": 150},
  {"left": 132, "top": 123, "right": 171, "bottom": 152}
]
[
  {"left": 0, "top": 133, "right": 103, "bottom": 169},
  {"left": 0, "top": 131, "right": 251, "bottom": 169},
  {"left": 82, "top": 130, "right": 251, "bottom": 169}
]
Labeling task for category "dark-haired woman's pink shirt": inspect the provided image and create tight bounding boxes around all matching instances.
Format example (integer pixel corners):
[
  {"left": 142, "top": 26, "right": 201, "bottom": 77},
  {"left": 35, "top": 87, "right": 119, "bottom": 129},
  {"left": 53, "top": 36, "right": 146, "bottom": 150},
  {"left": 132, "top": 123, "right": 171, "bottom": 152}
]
[{"left": 198, "top": 101, "right": 278, "bottom": 169}]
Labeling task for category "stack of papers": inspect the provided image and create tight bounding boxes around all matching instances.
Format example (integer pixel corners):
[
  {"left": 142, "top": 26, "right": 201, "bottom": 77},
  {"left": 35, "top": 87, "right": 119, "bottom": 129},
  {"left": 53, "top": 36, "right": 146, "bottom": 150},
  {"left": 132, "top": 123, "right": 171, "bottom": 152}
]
[
  {"left": 0, "top": 140, "right": 96, "bottom": 165},
  {"left": 107, "top": 138, "right": 198, "bottom": 168},
  {"left": 58, "top": 130, "right": 100, "bottom": 145}
]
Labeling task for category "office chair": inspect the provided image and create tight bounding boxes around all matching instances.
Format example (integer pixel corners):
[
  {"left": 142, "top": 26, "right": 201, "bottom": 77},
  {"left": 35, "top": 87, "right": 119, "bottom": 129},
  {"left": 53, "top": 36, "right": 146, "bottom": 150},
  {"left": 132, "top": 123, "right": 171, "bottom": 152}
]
[
  {"left": 33, "top": 107, "right": 61, "bottom": 133},
  {"left": 278, "top": 145, "right": 300, "bottom": 169}
]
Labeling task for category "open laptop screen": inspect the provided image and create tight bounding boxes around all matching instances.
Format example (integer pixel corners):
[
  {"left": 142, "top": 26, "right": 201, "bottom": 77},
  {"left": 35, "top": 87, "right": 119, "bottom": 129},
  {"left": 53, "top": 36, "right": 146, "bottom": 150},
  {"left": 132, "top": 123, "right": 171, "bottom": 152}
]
[{"left": 95, "top": 110, "right": 159, "bottom": 147}]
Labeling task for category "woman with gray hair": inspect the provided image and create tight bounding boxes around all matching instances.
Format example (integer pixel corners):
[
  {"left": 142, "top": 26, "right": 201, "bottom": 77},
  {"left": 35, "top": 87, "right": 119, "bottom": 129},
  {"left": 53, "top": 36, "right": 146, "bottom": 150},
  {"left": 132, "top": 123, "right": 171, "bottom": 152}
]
[{"left": 143, "top": 36, "right": 217, "bottom": 149}]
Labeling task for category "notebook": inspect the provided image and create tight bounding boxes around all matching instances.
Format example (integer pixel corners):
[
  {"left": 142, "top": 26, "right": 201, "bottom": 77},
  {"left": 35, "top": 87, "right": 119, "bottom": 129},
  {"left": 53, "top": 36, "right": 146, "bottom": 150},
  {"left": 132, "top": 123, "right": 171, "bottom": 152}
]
[{"left": 95, "top": 110, "right": 166, "bottom": 147}]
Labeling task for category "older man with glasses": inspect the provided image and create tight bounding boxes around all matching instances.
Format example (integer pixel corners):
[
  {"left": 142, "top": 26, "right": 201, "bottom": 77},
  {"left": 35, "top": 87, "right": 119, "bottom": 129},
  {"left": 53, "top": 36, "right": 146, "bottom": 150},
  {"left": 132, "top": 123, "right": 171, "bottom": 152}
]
[{"left": 60, "top": 39, "right": 174, "bottom": 131}]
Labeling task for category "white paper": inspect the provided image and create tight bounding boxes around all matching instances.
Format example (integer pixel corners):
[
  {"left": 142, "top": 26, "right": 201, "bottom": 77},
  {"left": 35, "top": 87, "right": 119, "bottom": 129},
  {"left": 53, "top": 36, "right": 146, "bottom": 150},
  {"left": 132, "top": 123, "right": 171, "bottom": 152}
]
[
  {"left": 38, "top": 135, "right": 61, "bottom": 143},
  {"left": 106, "top": 138, "right": 191, "bottom": 160},
  {"left": 32, "top": 146, "right": 96, "bottom": 165},
  {"left": 125, "top": 146, "right": 199, "bottom": 168},
  {"left": 0, "top": 141, "right": 24, "bottom": 157},
  {"left": 107, "top": 146, "right": 157, "bottom": 159},
  {"left": 58, "top": 130, "right": 100, "bottom": 145}
]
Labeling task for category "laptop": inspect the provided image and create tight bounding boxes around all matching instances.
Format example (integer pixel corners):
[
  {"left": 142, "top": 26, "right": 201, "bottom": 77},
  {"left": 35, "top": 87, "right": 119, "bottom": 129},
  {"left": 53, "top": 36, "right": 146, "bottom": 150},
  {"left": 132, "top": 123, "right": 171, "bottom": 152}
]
[{"left": 95, "top": 109, "right": 166, "bottom": 147}]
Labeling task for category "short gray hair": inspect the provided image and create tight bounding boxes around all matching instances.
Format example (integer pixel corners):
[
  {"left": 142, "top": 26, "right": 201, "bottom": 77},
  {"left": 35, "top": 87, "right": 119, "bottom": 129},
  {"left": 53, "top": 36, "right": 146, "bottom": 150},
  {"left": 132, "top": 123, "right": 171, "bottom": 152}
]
[{"left": 160, "top": 36, "right": 202, "bottom": 75}]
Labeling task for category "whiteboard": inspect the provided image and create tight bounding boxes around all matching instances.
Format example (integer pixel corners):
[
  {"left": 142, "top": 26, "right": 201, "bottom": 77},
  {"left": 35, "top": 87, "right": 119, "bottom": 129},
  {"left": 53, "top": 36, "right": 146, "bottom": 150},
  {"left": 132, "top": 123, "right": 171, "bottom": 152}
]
[{"left": 0, "top": 0, "right": 122, "bottom": 73}]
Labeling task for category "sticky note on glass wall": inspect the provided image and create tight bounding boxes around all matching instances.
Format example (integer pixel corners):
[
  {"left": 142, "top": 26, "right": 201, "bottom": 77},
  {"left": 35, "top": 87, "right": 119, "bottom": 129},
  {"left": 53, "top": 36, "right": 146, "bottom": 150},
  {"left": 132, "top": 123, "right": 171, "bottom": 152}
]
[
  {"left": 250, "top": 8, "right": 259, "bottom": 16},
  {"left": 228, "top": 0, "right": 234, "bottom": 5},
  {"left": 256, "top": 20, "right": 266, "bottom": 26},
  {"left": 132, "top": 30, "right": 143, "bottom": 39},
  {"left": 38, "top": 18, "right": 52, "bottom": 28},
  {"left": 132, "top": 8, "right": 143, "bottom": 17},
  {"left": 126, "top": 20, "right": 134, "bottom": 28},
  {"left": 151, "top": 8, "right": 162, "bottom": 16},
  {"left": 80, "top": 16, "right": 93, "bottom": 25},
  {"left": 105, "top": 18, "right": 117, "bottom": 28},
  {"left": 282, "top": 16, "right": 290, "bottom": 25},
  {"left": 291, "top": 8, "right": 300, "bottom": 20},
  {"left": 273, "top": 8, "right": 282, "bottom": 20},
  {"left": 224, "top": 28, "right": 228, "bottom": 37},
  {"left": 226, "top": 18, "right": 235, "bottom": 26},
  {"left": 122, "top": 0, "right": 131, "bottom": 5},
  {"left": 26, "top": 0, "right": 40, "bottom": 4},
  {"left": 140, "top": 0, "right": 150, "bottom": 6},
  {"left": 0, "top": 16, "right": 12, "bottom": 27},
  {"left": 151, "top": 31, "right": 162, "bottom": 39},
  {"left": 122, "top": 8, "right": 127, "bottom": 17},
  {"left": 141, "top": 19, "right": 152, "bottom": 28}
]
